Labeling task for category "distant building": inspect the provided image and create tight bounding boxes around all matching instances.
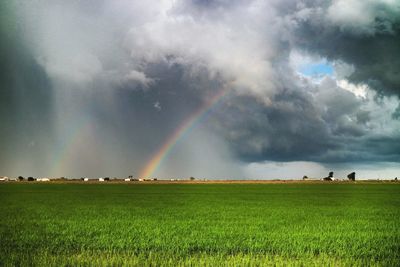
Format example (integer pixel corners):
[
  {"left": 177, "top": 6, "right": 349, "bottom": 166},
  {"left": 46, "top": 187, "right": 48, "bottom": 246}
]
[
  {"left": 98, "top": 178, "right": 104, "bottom": 182},
  {"left": 323, "top": 172, "right": 334, "bottom": 181},
  {"left": 84, "top": 178, "right": 89, "bottom": 182}
]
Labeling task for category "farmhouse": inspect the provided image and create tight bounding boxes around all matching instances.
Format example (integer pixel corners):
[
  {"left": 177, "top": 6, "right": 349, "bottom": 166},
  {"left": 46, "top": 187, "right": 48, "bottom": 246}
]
[
  {"left": 322, "top": 171, "right": 334, "bottom": 181},
  {"left": 124, "top": 178, "right": 131, "bottom": 181},
  {"left": 84, "top": 178, "right": 89, "bottom": 182},
  {"left": 0, "top": 176, "right": 9, "bottom": 181},
  {"left": 37, "top": 178, "right": 50, "bottom": 182},
  {"left": 98, "top": 178, "right": 104, "bottom": 182}
]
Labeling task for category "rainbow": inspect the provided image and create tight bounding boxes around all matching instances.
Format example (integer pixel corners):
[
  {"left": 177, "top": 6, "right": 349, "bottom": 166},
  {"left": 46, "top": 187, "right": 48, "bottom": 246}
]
[
  {"left": 50, "top": 117, "right": 95, "bottom": 177},
  {"left": 139, "top": 87, "right": 229, "bottom": 178}
]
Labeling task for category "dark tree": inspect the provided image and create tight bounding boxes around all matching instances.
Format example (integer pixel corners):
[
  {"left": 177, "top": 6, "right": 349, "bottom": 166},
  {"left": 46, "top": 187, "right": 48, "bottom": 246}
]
[{"left": 347, "top": 172, "right": 356, "bottom": 181}]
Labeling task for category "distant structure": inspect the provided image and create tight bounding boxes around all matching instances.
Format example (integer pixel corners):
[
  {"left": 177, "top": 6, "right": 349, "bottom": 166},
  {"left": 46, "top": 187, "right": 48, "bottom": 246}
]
[
  {"left": 347, "top": 172, "right": 356, "bottom": 181},
  {"left": 323, "top": 172, "right": 333, "bottom": 181}
]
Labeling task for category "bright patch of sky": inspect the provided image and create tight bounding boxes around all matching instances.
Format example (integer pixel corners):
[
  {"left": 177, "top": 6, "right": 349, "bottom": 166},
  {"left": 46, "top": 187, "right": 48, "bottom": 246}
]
[
  {"left": 298, "top": 62, "right": 334, "bottom": 77},
  {"left": 290, "top": 50, "right": 334, "bottom": 79}
]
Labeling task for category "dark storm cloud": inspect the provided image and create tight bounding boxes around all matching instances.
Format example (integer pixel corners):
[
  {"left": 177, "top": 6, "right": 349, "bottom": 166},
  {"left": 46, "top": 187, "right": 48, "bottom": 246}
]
[
  {"left": 1, "top": 0, "right": 400, "bottom": 178},
  {"left": 209, "top": 73, "right": 400, "bottom": 163},
  {"left": 0, "top": 1, "right": 55, "bottom": 175},
  {"left": 283, "top": 0, "right": 400, "bottom": 97},
  {"left": 192, "top": 0, "right": 400, "bottom": 164}
]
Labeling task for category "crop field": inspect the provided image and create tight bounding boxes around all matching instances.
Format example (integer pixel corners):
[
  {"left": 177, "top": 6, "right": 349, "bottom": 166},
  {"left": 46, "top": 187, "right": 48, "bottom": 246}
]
[{"left": 0, "top": 182, "right": 399, "bottom": 266}]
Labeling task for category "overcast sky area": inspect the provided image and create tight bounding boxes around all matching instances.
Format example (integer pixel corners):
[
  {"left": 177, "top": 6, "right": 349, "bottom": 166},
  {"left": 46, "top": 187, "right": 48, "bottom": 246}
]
[{"left": 1, "top": 0, "right": 399, "bottom": 179}]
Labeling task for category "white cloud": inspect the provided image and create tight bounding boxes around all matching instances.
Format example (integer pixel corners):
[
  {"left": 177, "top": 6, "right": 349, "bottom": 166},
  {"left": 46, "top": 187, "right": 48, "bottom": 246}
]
[
  {"left": 124, "top": 0, "right": 279, "bottom": 100},
  {"left": 153, "top": 101, "right": 161, "bottom": 111},
  {"left": 336, "top": 79, "right": 368, "bottom": 99},
  {"left": 124, "top": 70, "right": 154, "bottom": 88}
]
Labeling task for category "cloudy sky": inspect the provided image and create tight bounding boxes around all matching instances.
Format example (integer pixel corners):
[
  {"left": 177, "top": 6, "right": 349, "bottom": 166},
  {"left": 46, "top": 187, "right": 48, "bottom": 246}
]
[{"left": 1, "top": 0, "right": 399, "bottom": 179}]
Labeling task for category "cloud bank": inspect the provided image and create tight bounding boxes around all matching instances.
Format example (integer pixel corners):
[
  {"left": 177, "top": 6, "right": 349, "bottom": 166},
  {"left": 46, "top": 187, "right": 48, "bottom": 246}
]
[{"left": 0, "top": 0, "right": 399, "bottom": 178}]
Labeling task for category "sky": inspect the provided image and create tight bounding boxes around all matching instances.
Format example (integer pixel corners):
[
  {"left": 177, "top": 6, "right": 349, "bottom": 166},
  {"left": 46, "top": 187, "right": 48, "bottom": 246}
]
[{"left": 1, "top": 0, "right": 399, "bottom": 179}]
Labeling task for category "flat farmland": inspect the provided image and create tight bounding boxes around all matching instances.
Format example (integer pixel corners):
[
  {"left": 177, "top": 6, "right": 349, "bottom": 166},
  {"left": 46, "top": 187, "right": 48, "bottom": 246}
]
[{"left": 0, "top": 182, "right": 399, "bottom": 266}]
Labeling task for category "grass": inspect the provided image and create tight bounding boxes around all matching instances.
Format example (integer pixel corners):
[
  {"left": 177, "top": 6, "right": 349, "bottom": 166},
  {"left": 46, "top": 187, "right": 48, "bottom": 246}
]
[{"left": 0, "top": 182, "right": 399, "bottom": 266}]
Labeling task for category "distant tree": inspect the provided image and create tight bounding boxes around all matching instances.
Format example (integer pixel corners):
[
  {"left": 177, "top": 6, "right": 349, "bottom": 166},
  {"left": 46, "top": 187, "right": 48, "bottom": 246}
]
[
  {"left": 27, "top": 177, "right": 35, "bottom": 181},
  {"left": 347, "top": 172, "right": 356, "bottom": 181},
  {"left": 18, "top": 176, "right": 24, "bottom": 181},
  {"left": 104, "top": 177, "right": 110, "bottom": 181},
  {"left": 190, "top": 177, "right": 195, "bottom": 181},
  {"left": 302, "top": 176, "right": 308, "bottom": 180}
]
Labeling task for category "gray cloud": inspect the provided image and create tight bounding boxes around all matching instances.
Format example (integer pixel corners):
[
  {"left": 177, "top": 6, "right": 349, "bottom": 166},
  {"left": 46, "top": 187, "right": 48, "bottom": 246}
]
[
  {"left": 1, "top": 0, "right": 399, "bottom": 178},
  {"left": 283, "top": 0, "right": 400, "bottom": 97},
  {"left": 209, "top": 74, "right": 400, "bottom": 163}
]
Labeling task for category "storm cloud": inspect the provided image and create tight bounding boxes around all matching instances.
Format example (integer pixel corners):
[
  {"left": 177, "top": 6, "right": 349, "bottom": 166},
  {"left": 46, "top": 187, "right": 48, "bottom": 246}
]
[{"left": 1, "top": 0, "right": 399, "bottom": 178}]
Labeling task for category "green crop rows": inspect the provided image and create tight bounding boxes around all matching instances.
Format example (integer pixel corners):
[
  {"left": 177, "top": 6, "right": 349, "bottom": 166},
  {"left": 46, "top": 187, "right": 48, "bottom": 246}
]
[{"left": 0, "top": 183, "right": 399, "bottom": 266}]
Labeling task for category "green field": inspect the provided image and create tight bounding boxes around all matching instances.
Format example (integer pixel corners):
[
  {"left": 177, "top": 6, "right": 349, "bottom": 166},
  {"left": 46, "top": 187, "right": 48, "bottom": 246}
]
[{"left": 0, "top": 183, "right": 399, "bottom": 266}]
